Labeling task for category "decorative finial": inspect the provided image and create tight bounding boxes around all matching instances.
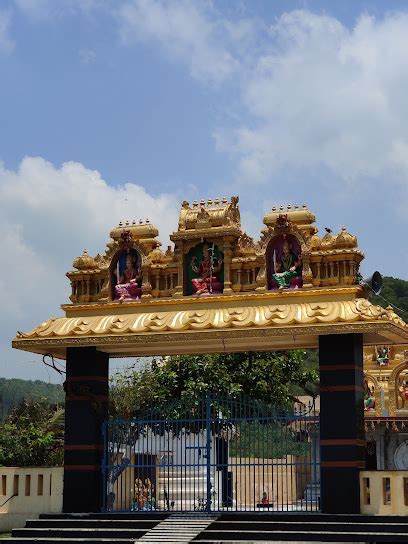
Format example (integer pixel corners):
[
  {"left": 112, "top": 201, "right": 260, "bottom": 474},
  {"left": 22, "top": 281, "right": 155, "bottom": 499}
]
[
  {"left": 125, "top": 220, "right": 130, "bottom": 226},
  {"left": 302, "top": 204, "right": 307, "bottom": 209},
  {"left": 132, "top": 220, "right": 136, "bottom": 225},
  {"left": 146, "top": 218, "right": 150, "bottom": 224},
  {"left": 287, "top": 204, "right": 292, "bottom": 210},
  {"left": 294, "top": 203, "right": 299, "bottom": 209},
  {"left": 222, "top": 196, "right": 227, "bottom": 204},
  {"left": 139, "top": 219, "right": 143, "bottom": 224},
  {"left": 214, "top": 197, "right": 220, "bottom": 206},
  {"left": 193, "top": 200, "right": 199, "bottom": 208},
  {"left": 119, "top": 221, "right": 123, "bottom": 227},
  {"left": 272, "top": 206, "right": 276, "bottom": 212},
  {"left": 279, "top": 205, "right": 284, "bottom": 211},
  {"left": 207, "top": 198, "right": 212, "bottom": 206}
]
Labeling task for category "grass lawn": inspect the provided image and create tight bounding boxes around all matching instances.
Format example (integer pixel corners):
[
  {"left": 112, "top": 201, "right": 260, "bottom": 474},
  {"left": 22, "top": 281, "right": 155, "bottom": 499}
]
[{"left": 0, "top": 534, "right": 11, "bottom": 539}]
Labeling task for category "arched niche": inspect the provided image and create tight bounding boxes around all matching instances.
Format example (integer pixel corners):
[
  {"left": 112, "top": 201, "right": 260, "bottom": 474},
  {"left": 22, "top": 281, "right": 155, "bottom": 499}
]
[
  {"left": 364, "top": 373, "right": 381, "bottom": 416},
  {"left": 184, "top": 241, "right": 224, "bottom": 296},
  {"left": 266, "top": 233, "right": 303, "bottom": 290},
  {"left": 109, "top": 248, "right": 143, "bottom": 301},
  {"left": 390, "top": 361, "right": 408, "bottom": 412}
]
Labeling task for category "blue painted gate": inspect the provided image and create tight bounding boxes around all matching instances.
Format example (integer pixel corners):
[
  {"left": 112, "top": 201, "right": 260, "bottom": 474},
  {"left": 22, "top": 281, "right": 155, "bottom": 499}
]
[{"left": 102, "top": 396, "right": 319, "bottom": 512}]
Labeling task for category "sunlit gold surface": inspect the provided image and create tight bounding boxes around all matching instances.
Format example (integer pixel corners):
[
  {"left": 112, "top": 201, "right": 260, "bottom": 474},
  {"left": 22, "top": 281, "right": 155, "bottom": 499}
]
[
  {"left": 12, "top": 197, "right": 408, "bottom": 359},
  {"left": 12, "top": 293, "right": 408, "bottom": 359}
]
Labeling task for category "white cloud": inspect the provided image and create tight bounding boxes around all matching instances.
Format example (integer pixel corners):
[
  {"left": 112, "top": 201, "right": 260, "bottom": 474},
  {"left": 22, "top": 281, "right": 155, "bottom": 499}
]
[
  {"left": 0, "top": 10, "right": 14, "bottom": 53},
  {"left": 14, "top": 0, "right": 105, "bottom": 20},
  {"left": 214, "top": 10, "right": 408, "bottom": 191},
  {"left": 118, "top": 0, "right": 258, "bottom": 84},
  {"left": 79, "top": 47, "right": 97, "bottom": 64},
  {"left": 0, "top": 156, "right": 178, "bottom": 376}
]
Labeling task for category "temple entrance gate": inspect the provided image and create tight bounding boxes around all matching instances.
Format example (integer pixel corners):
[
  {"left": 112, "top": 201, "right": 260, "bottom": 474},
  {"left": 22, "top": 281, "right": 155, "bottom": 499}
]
[
  {"left": 102, "top": 395, "right": 319, "bottom": 513},
  {"left": 12, "top": 198, "right": 408, "bottom": 514}
]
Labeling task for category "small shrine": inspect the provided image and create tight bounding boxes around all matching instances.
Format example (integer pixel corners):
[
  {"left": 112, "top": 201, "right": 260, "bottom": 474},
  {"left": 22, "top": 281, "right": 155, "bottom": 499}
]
[{"left": 64, "top": 197, "right": 365, "bottom": 305}]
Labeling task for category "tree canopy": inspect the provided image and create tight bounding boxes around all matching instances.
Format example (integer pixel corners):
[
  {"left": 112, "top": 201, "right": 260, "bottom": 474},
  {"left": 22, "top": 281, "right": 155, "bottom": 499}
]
[
  {"left": 369, "top": 276, "right": 408, "bottom": 322},
  {"left": 0, "top": 398, "right": 64, "bottom": 467},
  {"left": 110, "top": 350, "right": 319, "bottom": 419},
  {"left": 0, "top": 377, "right": 63, "bottom": 422}
]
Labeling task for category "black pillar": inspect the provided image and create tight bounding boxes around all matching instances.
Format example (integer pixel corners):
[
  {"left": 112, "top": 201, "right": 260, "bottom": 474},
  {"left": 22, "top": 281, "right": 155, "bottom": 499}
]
[
  {"left": 63, "top": 347, "right": 109, "bottom": 513},
  {"left": 319, "top": 333, "right": 365, "bottom": 514}
]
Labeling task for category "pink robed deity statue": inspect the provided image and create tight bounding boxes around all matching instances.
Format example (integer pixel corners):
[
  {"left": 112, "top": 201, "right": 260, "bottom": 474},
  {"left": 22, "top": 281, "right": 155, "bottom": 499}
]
[
  {"left": 114, "top": 254, "right": 142, "bottom": 301},
  {"left": 191, "top": 244, "right": 223, "bottom": 296}
]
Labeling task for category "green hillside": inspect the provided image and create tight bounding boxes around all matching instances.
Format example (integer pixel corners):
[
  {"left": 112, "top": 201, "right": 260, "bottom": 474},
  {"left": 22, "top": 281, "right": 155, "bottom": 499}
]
[
  {"left": 369, "top": 276, "right": 408, "bottom": 322},
  {"left": 0, "top": 378, "right": 64, "bottom": 421}
]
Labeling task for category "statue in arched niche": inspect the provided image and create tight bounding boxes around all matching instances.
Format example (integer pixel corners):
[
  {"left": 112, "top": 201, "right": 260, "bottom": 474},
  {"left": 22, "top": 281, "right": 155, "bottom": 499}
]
[
  {"left": 398, "top": 369, "right": 408, "bottom": 409},
  {"left": 364, "top": 378, "right": 376, "bottom": 411},
  {"left": 113, "top": 249, "right": 142, "bottom": 301},
  {"left": 188, "top": 242, "right": 223, "bottom": 296},
  {"left": 268, "top": 235, "right": 303, "bottom": 290}
]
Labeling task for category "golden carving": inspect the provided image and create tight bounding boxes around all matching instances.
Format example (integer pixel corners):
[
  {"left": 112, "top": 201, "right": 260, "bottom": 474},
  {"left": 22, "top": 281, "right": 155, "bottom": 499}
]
[
  {"left": 15, "top": 299, "right": 407, "bottom": 341},
  {"left": 72, "top": 250, "right": 98, "bottom": 271},
  {"left": 64, "top": 197, "right": 367, "bottom": 305}
]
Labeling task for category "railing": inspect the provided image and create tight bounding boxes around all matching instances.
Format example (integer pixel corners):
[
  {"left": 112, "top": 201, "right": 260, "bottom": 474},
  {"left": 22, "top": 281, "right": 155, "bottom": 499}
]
[{"left": 360, "top": 470, "right": 408, "bottom": 515}]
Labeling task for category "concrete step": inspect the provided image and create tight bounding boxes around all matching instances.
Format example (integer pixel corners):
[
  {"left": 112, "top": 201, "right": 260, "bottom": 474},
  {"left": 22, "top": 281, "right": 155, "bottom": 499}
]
[
  {"left": 198, "top": 520, "right": 408, "bottom": 533},
  {"left": 193, "top": 514, "right": 408, "bottom": 542},
  {"left": 1, "top": 540, "right": 136, "bottom": 544},
  {"left": 12, "top": 528, "right": 146, "bottom": 539},
  {"left": 195, "top": 530, "right": 408, "bottom": 542},
  {"left": 39, "top": 512, "right": 169, "bottom": 520},
  {"left": 139, "top": 512, "right": 218, "bottom": 543},
  {"left": 25, "top": 519, "right": 157, "bottom": 529}
]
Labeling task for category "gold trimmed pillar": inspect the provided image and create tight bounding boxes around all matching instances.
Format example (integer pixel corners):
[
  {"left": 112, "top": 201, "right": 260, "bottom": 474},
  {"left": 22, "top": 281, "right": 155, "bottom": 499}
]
[
  {"left": 63, "top": 347, "right": 109, "bottom": 513},
  {"left": 319, "top": 333, "right": 365, "bottom": 513}
]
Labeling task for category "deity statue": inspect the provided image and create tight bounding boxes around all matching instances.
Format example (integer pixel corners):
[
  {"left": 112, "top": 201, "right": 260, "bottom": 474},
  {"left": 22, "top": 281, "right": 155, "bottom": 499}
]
[
  {"left": 191, "top": 243, "right": 223, "bottom": 296},
  {"left": 364, "top": 379, "right": 376, "bottom": 411},
  {"left": 271, "top": 240, "right": 301, "bottom": 290},
  {"left": 398, "top": 375, "right": 408, "bottom": 409},
  {"left": 375, "top": 345, "right": 390, "bottom": 366},
  {"left": 114, "top": 253, "right": 142, "bottom": 301}
]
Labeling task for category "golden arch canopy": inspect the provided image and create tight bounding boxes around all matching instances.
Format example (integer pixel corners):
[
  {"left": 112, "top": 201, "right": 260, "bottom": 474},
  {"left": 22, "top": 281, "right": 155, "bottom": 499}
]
[{"left": 12, "top": 198, "right": 408, "bottom": 358}]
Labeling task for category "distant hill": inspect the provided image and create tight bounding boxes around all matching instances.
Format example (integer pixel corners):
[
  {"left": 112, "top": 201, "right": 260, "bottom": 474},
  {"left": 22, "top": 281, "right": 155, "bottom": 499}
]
[
  {"left": 0, "top": 378, "right": 64, "bottom": 421},
  {"left": 369, "top": 276, "right": 408, "bottom": 322}
]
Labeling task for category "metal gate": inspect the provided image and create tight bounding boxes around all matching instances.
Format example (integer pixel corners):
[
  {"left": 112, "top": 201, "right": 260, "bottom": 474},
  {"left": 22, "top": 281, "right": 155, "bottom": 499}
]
[{"left": 102, "top": 396, "right": 319, "bottom": 512}]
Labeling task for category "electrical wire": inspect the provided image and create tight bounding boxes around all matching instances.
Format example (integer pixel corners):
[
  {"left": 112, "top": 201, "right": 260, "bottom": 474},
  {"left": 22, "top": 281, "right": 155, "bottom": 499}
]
[
  {"left": 375, "top": 293, "right": 408, "bottom": 317},
  {"left": 42, "top": 353, "right": 66, "bottom": 376},
  {"left": 359, "top": 275, "right": 408, "bottom": 318}
]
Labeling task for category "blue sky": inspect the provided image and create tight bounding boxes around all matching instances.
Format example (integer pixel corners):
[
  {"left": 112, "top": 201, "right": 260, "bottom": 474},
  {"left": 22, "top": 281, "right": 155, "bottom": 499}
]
[{"left": 1, "top": 0, "right": 408, "bottom": 381}]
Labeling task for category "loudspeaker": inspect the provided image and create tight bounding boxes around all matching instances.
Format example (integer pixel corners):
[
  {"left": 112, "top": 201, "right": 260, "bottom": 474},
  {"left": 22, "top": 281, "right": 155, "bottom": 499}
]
[{"left": 360, "top": 271, "right": 382, "bottom": 295}]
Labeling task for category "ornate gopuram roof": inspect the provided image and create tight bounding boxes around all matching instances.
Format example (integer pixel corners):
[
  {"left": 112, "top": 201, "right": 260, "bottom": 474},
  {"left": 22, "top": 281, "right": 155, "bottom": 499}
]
[{"left": 12, "top": 198, "right": 408, "bottom": 359}]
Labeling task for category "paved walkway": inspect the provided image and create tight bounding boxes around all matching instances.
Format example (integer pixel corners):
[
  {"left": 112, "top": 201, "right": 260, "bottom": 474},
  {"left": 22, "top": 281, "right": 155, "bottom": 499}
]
[{"left": 138, "top": 512, "right": 218, "bottom": 543}]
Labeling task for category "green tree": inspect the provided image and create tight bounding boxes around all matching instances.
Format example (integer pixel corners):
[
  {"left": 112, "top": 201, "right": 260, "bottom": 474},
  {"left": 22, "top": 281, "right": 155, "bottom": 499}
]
[
  {"left": 0, "top": 378, "right": 64, "bottom": 422},
  {"left": 369, "top": 276, "right": 408, "bottom": 322},
  {"left": 0, "top": 398, "right": 64, "bottom": 466},
  {"left": 110, "top": 350, "right": 318, "bottom": 418}
]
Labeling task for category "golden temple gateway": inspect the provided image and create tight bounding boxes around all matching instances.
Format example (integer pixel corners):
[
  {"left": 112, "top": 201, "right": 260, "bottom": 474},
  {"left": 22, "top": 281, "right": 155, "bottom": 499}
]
[
  {"left": 11, "top": 196, "right": 408, "bottom": 516},
  {"left": 12, "top": 197, "right": 408, "bottom": 358}
]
